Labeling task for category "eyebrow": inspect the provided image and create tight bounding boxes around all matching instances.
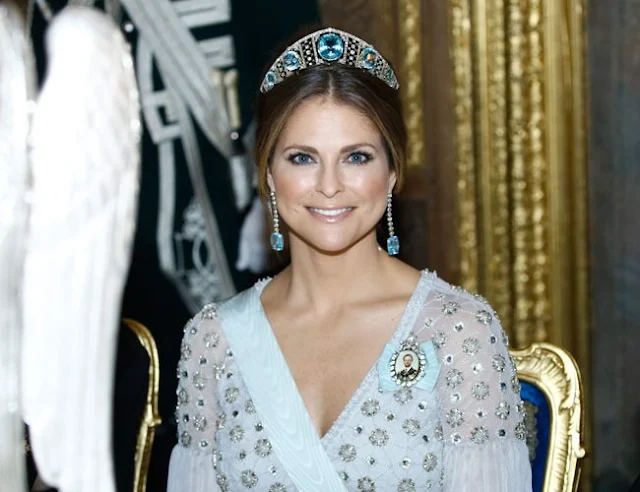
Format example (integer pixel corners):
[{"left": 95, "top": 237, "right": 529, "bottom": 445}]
[{"left": 281, "top": 143, "right": 377, "bottom": 154}]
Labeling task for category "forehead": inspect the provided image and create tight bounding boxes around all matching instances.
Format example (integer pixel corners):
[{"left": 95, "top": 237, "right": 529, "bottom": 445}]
[{"left": 277, "top": 96, "right": 381, "bottom": 147}]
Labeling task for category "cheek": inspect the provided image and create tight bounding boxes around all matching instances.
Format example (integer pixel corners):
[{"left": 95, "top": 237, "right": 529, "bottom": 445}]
[
  {"left": 272, "top": 169, "right": 314, "bottom": 202},
  {"left": 347, "top": 172, "right": 390, "bottom": 200}
]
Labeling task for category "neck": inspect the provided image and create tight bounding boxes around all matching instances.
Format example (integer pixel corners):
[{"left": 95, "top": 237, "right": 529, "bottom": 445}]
[{"left": 277, "top": 233, "right": 394, "bottom": 313}]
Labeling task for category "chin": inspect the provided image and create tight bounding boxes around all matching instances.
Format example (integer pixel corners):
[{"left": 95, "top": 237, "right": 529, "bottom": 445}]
[{"left": 291, "top": 230, "right": 374, "bottom": 256}]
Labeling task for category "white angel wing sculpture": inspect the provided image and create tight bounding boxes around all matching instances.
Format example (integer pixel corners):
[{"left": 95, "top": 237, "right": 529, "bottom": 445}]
[
  {"left": 21, "top": 6, "right": 141, "bottom": 492},
  {"left": 0, "top": 3, "right": 36, "bottom": 491}
]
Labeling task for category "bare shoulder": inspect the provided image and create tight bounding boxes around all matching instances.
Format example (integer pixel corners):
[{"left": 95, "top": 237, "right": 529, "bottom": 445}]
[{"left": 384, "top": 258, "right": 423, "bottom": 298}]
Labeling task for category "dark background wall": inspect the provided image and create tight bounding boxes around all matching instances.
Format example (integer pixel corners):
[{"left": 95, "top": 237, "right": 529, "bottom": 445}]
[{"left": 589, "top": 0, "right": 640, "bottom": 490}]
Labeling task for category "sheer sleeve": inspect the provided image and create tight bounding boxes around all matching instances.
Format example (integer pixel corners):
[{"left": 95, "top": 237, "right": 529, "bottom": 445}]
[
  {"left": 166, "top": 304, "right": 225, "bottom": 492},
  {"left": 424, "top": 287, "right": 532, "bottom": 491}
]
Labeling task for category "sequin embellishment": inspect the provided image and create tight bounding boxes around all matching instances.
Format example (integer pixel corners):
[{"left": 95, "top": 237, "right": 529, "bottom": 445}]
[
  {"left": 254, "top": 438, "right": 272, "bottom": 457},
  {"left": 472, "top": 381, "right": 490, "bottom": 400},
  {"left": 515, "top": 420, "right": 527, "bottom": 440},
  {"left": 193, "top": 414, "right": 208, "bottom": 431},
  {"left": 471, "top": 426, "right": 489, "bottom": 444},
  {"left": 192, "top": 372, "right": 206, "bottom": 390},
  {"left": 368, "top": 428, "right": 389, "bottom": 447},
  {"left": 402, "top": 418, "right": 421, "bottom": 436},
  {"left": 442, "top": 301, "right": 460, "bottom": 315},
  {"left": 229, "top": 425, "right": 245, "bottom": 443},
  {"left": 476, "top": 309, "right": 493, "bottom": 325},
  {"left": 357, "top": 477, "right": 376, "bottom": 491},
  {"left": 339, "top": 443, "right": 357, "bottom": 462},
  {"left": 492, "top": 354, "right": 507, "bottom": 372},
  {"left": 241, "top": 470, "right": 258, "bottom": 488},
  {"left": 394, "top": 387, "right": 413, "bottom": 404},
  {"left": 398, "top": 478, "right": 416, "bottom": 492},
  {"left": 432, "top": 331, "right": 447, "bottom": 349},
  {"left": 361, "top": 398, "right": 380, "bottom": 417},
  {"left": 445, "top": 408, "right": 464, "bottom": 427},
  {"left": 445, "top": 369, "right": 463, "bottom": 388},
  {"left": 495, "top": 401, "right": 511, "bottom": 420},
  {"left": 423, "top": 452, "right": 438, "bottom": 472},
  {"left": 204, "top": 332, "right": 219, "bottom": 348},
  {"left": 462, "top": 337, "right": 481, "bottom": 355}
]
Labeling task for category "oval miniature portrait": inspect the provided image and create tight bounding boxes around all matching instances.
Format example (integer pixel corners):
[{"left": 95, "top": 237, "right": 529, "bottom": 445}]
[{"left": 394, "top": 349, "right": 421, "bottom": 383}]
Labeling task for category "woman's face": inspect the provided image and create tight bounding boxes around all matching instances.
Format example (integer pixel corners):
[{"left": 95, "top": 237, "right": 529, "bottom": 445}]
[{"left": 268, "top": 96, "right": 396, "bottom": 255}]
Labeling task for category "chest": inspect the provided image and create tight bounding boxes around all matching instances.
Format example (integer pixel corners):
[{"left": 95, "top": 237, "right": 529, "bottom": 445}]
[{"left": 270, "top": 305, "right": 404, "bottom": 438}]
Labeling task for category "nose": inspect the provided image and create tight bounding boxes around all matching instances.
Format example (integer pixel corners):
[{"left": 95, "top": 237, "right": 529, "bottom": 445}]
[{"left": 315, "top": 163, "right": 344, "bottom": 197}]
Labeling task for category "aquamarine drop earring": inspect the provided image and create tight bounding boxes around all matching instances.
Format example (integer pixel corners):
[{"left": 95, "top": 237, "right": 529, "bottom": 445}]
[
  {"left": 269, "top": 190, "right": 284, "bottom": 251},
  {"left": 386, "top": 192, "right": 400, "bottom": 255}
]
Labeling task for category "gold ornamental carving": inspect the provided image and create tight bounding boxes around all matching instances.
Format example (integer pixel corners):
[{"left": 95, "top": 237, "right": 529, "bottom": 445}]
[{"left": 512, "top": 343, "right": 586, "bottom": 491}]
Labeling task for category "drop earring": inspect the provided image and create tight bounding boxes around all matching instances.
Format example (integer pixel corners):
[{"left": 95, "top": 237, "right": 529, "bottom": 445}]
[
  {"left": 269, "top": 190, "right": 284, "bottom": 251},
  {"left": 386, "top": 192, "right": 399, "bottom": 255}
]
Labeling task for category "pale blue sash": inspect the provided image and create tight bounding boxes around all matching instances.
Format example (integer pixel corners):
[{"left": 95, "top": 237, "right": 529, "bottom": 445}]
[{"left": 217, "top": 288, "right": 348, "bottom": 492}]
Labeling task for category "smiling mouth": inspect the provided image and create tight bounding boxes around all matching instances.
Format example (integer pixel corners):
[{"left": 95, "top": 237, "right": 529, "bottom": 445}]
[{"left": 307, "top": 207, "right": 354, "bottom": 217}]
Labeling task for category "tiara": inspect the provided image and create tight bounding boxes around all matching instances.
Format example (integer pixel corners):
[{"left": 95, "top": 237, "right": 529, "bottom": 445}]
[{"left": 260, "top": 28, "right": 399, "bottom": 94}]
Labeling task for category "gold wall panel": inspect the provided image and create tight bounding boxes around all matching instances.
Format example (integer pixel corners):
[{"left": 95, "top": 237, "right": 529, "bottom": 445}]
[
  {"left": 450, "top": 0, "right": 479, "bottom": 294},
  {"left": 447, "top": 0, "right": 589, "bottom": 352},
  {"left": 448, "top": 0, "right": 590, "bottom": 485},
  {"left": 397, "top": 0, "right": 425, "bottom": 168}
]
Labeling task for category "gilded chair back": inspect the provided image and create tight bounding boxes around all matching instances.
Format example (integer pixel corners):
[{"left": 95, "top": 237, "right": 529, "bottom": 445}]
[
  {"left": 511, "top": 343, "right": 586, "bottom": 492},
  {"left": 122, "top": 318, "right": 162, "bottom": 492}
]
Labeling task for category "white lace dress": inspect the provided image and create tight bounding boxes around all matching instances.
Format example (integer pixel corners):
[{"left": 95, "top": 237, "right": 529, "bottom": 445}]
[{"left": 167, "top": 270, "right": 532, "bottom": 491}]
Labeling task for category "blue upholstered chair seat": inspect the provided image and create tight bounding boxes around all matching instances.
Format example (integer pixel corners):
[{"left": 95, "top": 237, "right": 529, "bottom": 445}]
[{"left": 520, "top": 380, "right": 551, "bottom": 492}]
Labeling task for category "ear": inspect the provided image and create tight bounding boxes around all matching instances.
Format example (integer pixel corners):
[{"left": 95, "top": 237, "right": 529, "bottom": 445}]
[
  {"left": 267, "top": 169, "right": 275, "bottom": 193},
  {"left": 388, "top": 170, "right": 397, "bottom": 194}
]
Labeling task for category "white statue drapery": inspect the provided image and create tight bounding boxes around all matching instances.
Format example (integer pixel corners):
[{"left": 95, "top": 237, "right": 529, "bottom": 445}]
[{"left": 0, "top": 3, "right": 36, "bottom": 490}]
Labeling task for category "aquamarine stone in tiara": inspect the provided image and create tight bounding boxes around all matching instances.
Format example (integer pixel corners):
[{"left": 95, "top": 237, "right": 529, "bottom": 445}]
[
  {"left": 361, "top": 47, "right": 378, "bottom": 69},
  {"left": 283, "top": 50, "right": 301, "bottom": 71},
  {"left": 259, "top": 27, "right": 399, "bottom": 94},
  {"left": 317, "top": 32, "right": 344, "bottom": 61},
  {"left": 263, "top": 71, "right": 277, "bottom": 90}
]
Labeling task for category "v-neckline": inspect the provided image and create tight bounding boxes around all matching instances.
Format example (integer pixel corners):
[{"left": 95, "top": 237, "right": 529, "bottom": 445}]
[{"left": 253, "top": 270, "right": 433, "bottom": 443}]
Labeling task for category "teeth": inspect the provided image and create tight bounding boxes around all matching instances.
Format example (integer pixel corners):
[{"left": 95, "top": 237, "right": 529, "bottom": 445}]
[{"left": 309, "top": 207, "right": 351, "bottom": 216}]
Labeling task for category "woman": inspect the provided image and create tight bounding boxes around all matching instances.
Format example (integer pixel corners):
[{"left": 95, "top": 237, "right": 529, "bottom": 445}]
[{"left": 167, "top": 27, "right": 532, "bottom": 491}]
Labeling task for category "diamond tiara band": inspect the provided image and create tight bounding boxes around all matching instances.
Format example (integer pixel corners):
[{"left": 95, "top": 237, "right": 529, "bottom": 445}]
[{"left": 259, "top": 27, "right": 399, "bottom": 94}]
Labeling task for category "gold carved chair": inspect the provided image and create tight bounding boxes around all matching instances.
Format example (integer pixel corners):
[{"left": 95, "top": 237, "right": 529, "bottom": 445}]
[
  {"left": 511, "top": 343, "right": 586, "bottom": 492},
  {"left": 121, "top": 318, "right": 162, "bottom": 492}
]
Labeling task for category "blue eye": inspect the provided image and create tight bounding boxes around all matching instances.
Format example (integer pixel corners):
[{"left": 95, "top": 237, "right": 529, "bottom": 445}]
[
  {"left": 347, "top": 151, "right": 372, "bottom": 164},
  {"left": 287, "top": 153, "right": 314, "bottom": 165}
]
